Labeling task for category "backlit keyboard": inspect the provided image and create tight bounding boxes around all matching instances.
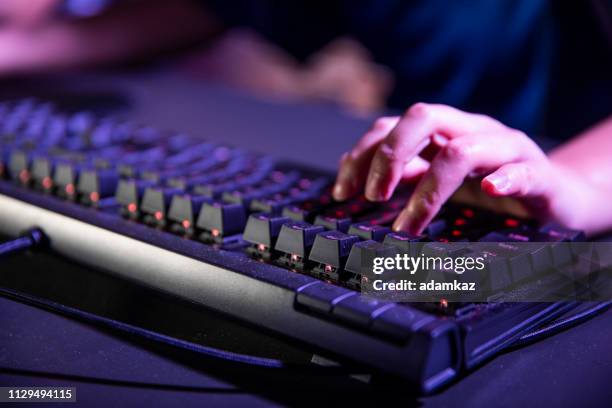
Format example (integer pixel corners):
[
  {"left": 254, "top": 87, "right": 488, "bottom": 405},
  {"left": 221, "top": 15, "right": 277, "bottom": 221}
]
[{"left": 0, "top": 99, "right": 589, "bottom": 392}]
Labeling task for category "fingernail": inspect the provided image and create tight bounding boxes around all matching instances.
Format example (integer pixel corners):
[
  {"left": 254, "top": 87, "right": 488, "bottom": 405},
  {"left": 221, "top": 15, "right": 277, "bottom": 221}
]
[
  {"left": 393, "top": 203, "right": 426, "bottom": 234},
  {"left": 365, "top": 174, "right": 386, "bottom": 201},
  {"left": 392, "top": 213, "right": 408, "bottom": 232},
  {"left": 486, "top": 174, "right": 511, "bottom": 193},
  {"left": 392, "top": 209, "right": 414, "bottom": 233},
  {"left": 333, "top": 183, "right": 347, "bottom": 201}
]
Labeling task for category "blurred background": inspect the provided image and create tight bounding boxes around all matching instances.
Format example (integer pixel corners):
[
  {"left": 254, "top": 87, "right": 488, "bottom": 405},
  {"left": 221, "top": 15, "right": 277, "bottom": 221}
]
[{"left": 0, "top": 0, "right": 611, "bottom": 140}]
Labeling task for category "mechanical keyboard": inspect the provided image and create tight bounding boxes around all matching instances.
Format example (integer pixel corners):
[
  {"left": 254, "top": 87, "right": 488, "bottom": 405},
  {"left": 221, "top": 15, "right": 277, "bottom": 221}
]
[{"left": 0, "top": 99, "right": 590, "bottom": 393}]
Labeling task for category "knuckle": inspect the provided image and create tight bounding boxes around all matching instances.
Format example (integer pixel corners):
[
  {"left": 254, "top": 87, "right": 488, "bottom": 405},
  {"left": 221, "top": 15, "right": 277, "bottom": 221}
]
[
  {"left": 419, "top": 189, "right": 441, "bottom": 211},
  {"left": 442, "top": 139, "right": 472, "bottom": 161},
  {"left": 518, "top": 164, "right": 535, "bottom": 188},
  {"left": 377, "top": 143, "right": 404, "bottom": 165},
  {"left": 405, "top": 102, "right": 432, "bottom": 119},
  {"left": 371, "top": 116, "right": 395, "bottom": 131},
  {"left": 507, "top": 128, "right": 528, "bottom": 140}
]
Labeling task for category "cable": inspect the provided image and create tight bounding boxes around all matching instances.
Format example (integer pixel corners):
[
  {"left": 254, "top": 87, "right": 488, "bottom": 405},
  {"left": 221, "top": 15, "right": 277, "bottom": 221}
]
[
  {"left": 0, "top": 287, "right": 288, "bottom": 368},
  {"left": 511, "top": 301, "right": 612, "bottom": 348},
  {"left": 0, "top": 231, "right": 354, "bottom": 374},
  {"left": 0, "top": 228, "right": 46, "bottom": 257}
]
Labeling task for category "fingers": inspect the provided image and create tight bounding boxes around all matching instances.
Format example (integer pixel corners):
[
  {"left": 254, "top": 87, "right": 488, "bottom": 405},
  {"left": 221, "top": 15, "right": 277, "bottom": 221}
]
[
  {"left": 333, "top": 116, "right": 399, "bottom": 200},
  {"left": 481, "top": 162, "right": 549, "bottom": 198},
  {"left": 401, "top": 156, "right": 430, "bottom": 181},
  {"left": 392, "top": 133, "right": 526, "bottom": 233},
  {"left": 364, "top": 103, "right": 504, "bottom": 202}
]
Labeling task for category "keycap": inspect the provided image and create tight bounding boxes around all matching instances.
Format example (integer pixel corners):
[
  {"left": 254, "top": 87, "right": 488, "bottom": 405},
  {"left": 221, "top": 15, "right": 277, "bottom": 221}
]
[
  {"left": 314, "top": 215, "right": 352, "bottom": 232},
  {"left": 196, "top": 202, "right": 247, "bottom": 242},
  {"left": 332, "top": 295, "right": 393, "bottom": 327},
  {"left": 140, "top": 187, "right": 183, "bottom": 225},
  {"left": 383, "top": 232, "right": 425, "bottom": 256},
  {"left": 195, "top": 158, "right": 275, "bottom": 198},
  {"left": 281, "top": 191, "right": 334, "bottom": 222},
  {"left": 355, "top": 209, "right": 400, "bottom": 226},
  {"left": 250, "top": 197, "right": 292, "bottom": 214},
  {"left": 116, "top": 147, "right": 166, "bottom": 177},
  {"left": 500, "top": 229, "right": 571, "bottom": 267},
  {"left": 31, "top": 155, "right": 55, "bottom": 191},
  {"left": 8, "top": 149, "right": 33, "bottom": 185},
  {"left": 370, "top": 306, "right": 435, "bottom": 341},
  {"left": 141, "top": 167, "right": 188, "bottom": 184},
  {"left": 344, "top": 240, "right": 398, "bottom": 278},
  {"left": 2, "top": 99, "right": 35, "bottom": 135},
  {"left": 183, "top": 155, "right": 250, "bottom": 191},
  {"left": 295, "top": 282, "right": 356, "bottom": 314},
  {"left": 422, "top": 241, "right": 470, "bottom": 258},
  {"left": 224, "top": 171, "right": 301, "bottom": 207},
  {"left": 67, "top": 111, "right": 95, "bottom": 138},
  {"left": 473, "top": 242, "right": 533, "bottom": 282},
  {"left": 42, "top": 115, "right": 67, "bottom": 148},
  {"left": 539, "top": 223, "right": 585, "bottom": 242},
  {"left": 115, "top": 179, "right": 156, "bottom": 217},
  {"left": 53, "top": 161, "right": 84, "bottom": 199},
  {"left": 464, "top": 247, "right": 513, "bottom": 292},
  {"left": 243, "top": 213, "right": 290, "bottom": 260},
  {"left": 88, "top": 120, "right": 115, "bottom": 148},
  {"left": 167, "top": 194, "right": 212, "bottom": 233},
  {"left": 77, "top": 168, "right": 119, "bottom": 205},
  {"left": 308, "top": 230, "right": 360, "bottom": 281},
  {"left": 163, "top": 142, "right": 214, "bottom": 167},
  {"left": 424, "top": 219, "right": 447, "bottom": 237},
  {"left": 274, "top": 221, "right": 325, "bottom": 268},
  {"left": 347, "top": 222, "right": 390, "bottom": 241},
  {"left": 282, "top": 205, "right": 311, "bottom": 222}
]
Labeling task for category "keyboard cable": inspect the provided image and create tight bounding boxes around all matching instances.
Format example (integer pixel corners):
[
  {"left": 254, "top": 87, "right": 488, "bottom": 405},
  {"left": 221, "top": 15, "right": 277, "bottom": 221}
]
[
  {"left": 509, "top": 301, "right": 612, "bottom": 348},
  {"left": 0, "top": 229, "right": 356, "bottom": 374}
]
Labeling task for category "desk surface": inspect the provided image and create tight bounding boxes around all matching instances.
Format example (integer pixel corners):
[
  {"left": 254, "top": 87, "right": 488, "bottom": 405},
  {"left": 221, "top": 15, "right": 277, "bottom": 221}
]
[{"left": 1, "top": 71, "right": 611, "bottom": 407}]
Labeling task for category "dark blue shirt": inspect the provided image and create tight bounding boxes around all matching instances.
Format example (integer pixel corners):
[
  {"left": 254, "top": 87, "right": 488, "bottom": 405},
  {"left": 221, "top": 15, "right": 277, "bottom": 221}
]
[{"left": 204, "top": 0, "right": 612, "bottom": 139}]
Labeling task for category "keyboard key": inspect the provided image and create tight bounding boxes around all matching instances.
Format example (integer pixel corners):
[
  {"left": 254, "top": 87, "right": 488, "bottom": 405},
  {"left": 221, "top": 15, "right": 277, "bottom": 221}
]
[
  {"left": 295, "top": 282, "right": 356, "bottom": 314},
  {"left": 370, "top": 306, "right": 435, "bottom": 342},
  {"left": 473, "top": 242, "right": 533, "bottom": 282},
  {"left": 197, "top": 202, "right": 247, "bottom": 243},
  {"left": 308, "top": 230, "right": 359, "bottom": 282},
  {"left": 115, "top": 179, "right": 156, "bottom": 217},
  {"left": 482, "top": 230, "right": 560, "bottom": 274},
  {"left": 314, "top": 215, "right": 351, "bottom": 232},
  {"left": 243, "top": 213, "right": 290, "bottom": 260},
  {"left": 140, "top": 187, "right": 183, "bottom": 226},
  {"left": 8, "top": 149, "right": 33, "bottom": 185},
  {"left": 77, "top": 168, "right": 119, "bottom": 205},
  {"left": 30, "top": 155, "right": 56, "bottom": 191},
  {"left": 344, "top": 240, "right": 398, "bottom": 278},
  {"left": 332, "top": 295, "right": 393, "bottom": 327},
  {"left": 347, "top": 222, "right": 390, "bottom": 241},
  {"left": 539, "top": 223, "right": 585, "bottom": 242},
  {"left": 383, "top": 232, "right": 425, "bottom": 256},
  {"left": 424, "top": 219, "right": 447, "bottom": 237},
  {"left": 167, "top": 194, "right": 212, "bottom": 234},
  {"left": 274, "top": 221, "right": 325, "bottom": 269},
  {"left": 53, "top": 161, "right": 84, "bottom": 199},
  {"left": 465, "top": 247, "right": 513, "bottom": 292}
]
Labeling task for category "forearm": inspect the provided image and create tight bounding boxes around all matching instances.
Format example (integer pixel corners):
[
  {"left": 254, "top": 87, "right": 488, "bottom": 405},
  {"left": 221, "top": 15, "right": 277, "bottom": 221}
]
[
  {"left": 549, "top": 116, "right": 612, "bottom": 236},
  {"left": 0, "top": 0, "right": 219, "bottom": 76}
]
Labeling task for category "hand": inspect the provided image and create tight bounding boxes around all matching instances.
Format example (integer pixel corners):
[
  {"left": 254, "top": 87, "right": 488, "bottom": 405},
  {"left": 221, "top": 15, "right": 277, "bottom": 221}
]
[
  {"left": 0, "top": 0, "right": 59, "bottom": 27},
  {"left": 333, "top": 103, "right": 597, "bottom": 235}
]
